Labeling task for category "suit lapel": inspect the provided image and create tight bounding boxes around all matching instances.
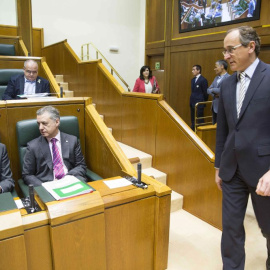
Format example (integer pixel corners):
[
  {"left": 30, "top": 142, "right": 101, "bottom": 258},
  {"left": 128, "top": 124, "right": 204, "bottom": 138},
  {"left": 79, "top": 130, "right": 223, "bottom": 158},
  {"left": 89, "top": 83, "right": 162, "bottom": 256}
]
[
  {"left": 40, "top": 136, "right": 53, "bottom": 169},
  {"left": 238, "top": 61, "right": 266, "bottom": 121},
  {"left": 35, "top": 77, "right": 41, "bottom": 93},
  {"left": 229, "top": 73, "right": 238, "bottom": 124},
  {"left": 19, "top": 75, "right": 25, "bottom": 95},
  {"left": 60, "top": 132, "right": 69, "bottom": 166}
]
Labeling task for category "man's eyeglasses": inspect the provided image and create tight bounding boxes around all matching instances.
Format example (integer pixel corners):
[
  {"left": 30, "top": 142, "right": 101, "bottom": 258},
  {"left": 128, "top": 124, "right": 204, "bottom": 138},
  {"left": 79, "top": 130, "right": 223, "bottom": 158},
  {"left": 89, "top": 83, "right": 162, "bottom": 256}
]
[
  {"left": 222, "top": 44, "right": 242, "bottom": 56},
  {"left": 25, "top": 70, "right": 38, "bottom": 75}
]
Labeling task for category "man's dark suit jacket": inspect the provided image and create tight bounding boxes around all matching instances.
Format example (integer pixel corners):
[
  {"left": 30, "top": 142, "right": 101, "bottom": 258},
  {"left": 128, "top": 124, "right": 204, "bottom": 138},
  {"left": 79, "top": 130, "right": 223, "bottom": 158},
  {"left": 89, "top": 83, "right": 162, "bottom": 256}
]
[
  {"left": 0, "top": 143, "right": 15, "bottom": 192},
  {"left": 215, "top": 60, "right": 270, "bottom": 187},
  {"left": 22, "top": 132, "right": 87, "bottom": 187},
  {"left": 190, "top": 75, "right": 208, "bottom": 108},
  {"left": 2, "top": 74, "right": 50, "bottom": 100}
]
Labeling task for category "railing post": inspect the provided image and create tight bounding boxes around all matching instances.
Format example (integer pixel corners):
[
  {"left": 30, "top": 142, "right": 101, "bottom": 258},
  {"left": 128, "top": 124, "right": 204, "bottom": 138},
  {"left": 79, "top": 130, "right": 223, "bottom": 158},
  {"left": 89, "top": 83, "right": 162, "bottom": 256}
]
[
  {"left": 96, "top": 51, "right": 98, "bottom": 59},
  {"left": 81, "top": 46, "right": 83, "bottom": 60},
  {"left": 111, "top": 69, "right": 113, "bottom": 75},
  {"left": 87, "top": 44, "right": 89, "bottom": 60}
]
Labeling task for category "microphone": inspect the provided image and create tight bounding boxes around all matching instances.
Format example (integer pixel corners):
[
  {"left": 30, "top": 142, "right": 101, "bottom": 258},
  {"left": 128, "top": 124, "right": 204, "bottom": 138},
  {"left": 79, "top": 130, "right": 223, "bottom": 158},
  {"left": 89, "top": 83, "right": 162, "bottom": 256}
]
[
  {"left": 29, "top": 184, "right": 35, "bottom": 213},
  {"left": 137, "top": 163, "right": 141, "bottom": 184}
]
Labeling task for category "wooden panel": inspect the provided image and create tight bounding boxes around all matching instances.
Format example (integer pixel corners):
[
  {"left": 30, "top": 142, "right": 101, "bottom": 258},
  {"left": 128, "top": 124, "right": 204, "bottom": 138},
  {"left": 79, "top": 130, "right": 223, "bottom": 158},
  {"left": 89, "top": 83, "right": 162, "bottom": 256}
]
[
  {"left": 169, "top": 47, "right": 223, "bottom": 126},
  {"left": 153, "top": 69, "right": 164, "bottom": 94},
  {"left": 0, "top": 36, "right": 20, "bottom": 55},
  {"left": 122, "top": 96, "right": 157, "bottom": 158},
  {"left": 17, "top": 0, "right": 33, "bottom": 54},
  {"left": 50, "top": 213, "right": 106, "bottom": 270},
  {"left": 32, "top": 28, "right": 43, "bottom": 57},
  {"left": 155, "top": 104, "right": 221, "bottom": 228},
  {"left": 154, "top": 195, "right": 171, "bottom": 270},
  {"left": 85, "top": 106, "right": 125, "bottom": 178},
  {"left": 197, "top": 127, "right": 216, "bottom": 153},
  {"left": 146, "top": 0, "right": 166, "bottom": 48},
  {"left": 0, "top": 25, "right": 18, "bottom": 36},
  {"left": 0, "top": 235, "right": 28, "bottom": 270},
  {"left": 0, "top": 105, "right": 8, "bottom": 146},
  {"left": 24, "top": 225, "right": 53, "bottom": 270},
  {"left": 105, "top": 197, "right": 155, "bottom": 270}
]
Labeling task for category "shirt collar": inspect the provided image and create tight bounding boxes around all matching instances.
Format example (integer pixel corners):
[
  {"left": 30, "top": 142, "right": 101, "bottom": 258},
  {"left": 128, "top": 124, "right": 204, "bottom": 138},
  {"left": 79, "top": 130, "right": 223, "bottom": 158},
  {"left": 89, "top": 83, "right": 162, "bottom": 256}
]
[
  {"left": 47, "top": 131, "right": 61, "bottom": 143},
  {"left": 237, "top": 58, "right": 259, "bottom": 79},
  {"left": 24, "top": 77, "right": 36, "bottom": 83}
]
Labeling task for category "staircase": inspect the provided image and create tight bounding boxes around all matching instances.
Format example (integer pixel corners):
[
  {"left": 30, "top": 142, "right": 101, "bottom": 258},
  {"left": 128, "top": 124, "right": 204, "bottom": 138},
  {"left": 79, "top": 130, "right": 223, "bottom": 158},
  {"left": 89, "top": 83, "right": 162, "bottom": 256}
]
[
  {"left": 117, "top": 141, "right": 183, "bottom": 213},
  {"left": 54, "top": 75, "right": 74, "bottom": 97}
]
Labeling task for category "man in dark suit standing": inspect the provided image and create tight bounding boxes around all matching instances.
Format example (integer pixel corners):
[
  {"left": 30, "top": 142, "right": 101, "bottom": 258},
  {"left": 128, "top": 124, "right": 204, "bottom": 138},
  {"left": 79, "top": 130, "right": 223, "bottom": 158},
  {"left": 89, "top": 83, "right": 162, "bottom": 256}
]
[
  {"left": 215, "top": 26, "right": 270, "bottom": 270},
  {"left": 207, "top": 59, "right": 230, "bottom": 124},
  {"left": 22, "top": 106, "right": 87, "bottom": 187},
  {"left": 0, "top": 143, "right": 15, "bottom": 193},
  {"left": 2, "top": 59, "right": 50, "bottom": 100},
  {"left": 190, "top": 64, "right": 208, "bottom": 131}
]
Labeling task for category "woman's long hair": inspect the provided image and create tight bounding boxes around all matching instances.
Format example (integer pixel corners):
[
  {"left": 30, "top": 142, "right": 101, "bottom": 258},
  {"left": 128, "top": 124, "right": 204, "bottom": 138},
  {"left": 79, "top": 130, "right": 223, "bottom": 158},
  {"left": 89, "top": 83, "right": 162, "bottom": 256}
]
[{"left": 139, "top": 65, "right": 152, "bottom": 80}]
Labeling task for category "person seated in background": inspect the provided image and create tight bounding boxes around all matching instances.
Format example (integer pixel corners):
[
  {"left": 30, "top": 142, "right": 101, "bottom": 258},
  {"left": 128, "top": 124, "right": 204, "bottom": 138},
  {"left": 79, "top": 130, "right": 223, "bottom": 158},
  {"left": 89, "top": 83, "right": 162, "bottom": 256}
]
[
  {"left": 0, "top": 143, "right": 15, "bottom": 193},
  {"left": 2, "top": 59, "right": 50, "bottom": 100},
  {"left": 133, "top": 65, "right": 160, "bottom": 94},
  {"left": 207, "top": 60, "right": 230, "bottom": 124},
  {"left": 22, "top": 106, "right": 87, "bottom": 187}
]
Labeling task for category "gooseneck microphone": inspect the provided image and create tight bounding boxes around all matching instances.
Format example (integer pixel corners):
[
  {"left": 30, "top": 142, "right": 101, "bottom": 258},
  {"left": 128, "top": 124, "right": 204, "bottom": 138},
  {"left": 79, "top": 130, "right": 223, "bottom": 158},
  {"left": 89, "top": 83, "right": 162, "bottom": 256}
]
[
  {"left": 137, "top": 163, "right": 142, "bottom": 184},
  {"left": 29, "top": 184, "right": 35, "bottom": 213}
]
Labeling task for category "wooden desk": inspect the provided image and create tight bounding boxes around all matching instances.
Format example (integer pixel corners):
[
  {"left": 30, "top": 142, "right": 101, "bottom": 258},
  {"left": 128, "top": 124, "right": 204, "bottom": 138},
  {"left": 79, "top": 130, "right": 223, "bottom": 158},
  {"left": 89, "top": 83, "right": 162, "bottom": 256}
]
[{"left": 0, "top": 175, "right": 171, "bottom": 270}]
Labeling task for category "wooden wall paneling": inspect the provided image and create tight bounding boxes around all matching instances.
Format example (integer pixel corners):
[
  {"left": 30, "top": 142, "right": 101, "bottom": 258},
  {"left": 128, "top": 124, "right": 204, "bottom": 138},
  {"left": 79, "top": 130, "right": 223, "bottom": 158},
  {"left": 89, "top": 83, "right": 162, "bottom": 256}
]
[
  {"left": 0, "top": 104, "right": 8, "bottom": 146},
  {"left": 24, "top": 225, "right": 53, "bottom": 270},
  {"left": 105, "top": 197, "right": 155, "bottom": 270},
  {"left": 155, "top": 104, "right": 221, "bottom": 228},
  {"left": 163, "top": 46, "right": 171, "bottom": 103},
  {"left": 77, "top": 62, "right": 98, "bottom": 99},
  {"left": 32, "top": 28, "right": 43, "bottom": 57},
  {"left": 17, "top": 0, "right": 33, "bottom": 54},
  {"left": 169, "top": 45, "right": 225, "bottom": 126},
  {"left": 0, "top": 25, "right": 18, "bottom": 36},
  {"left": 96, "top": 65, "right": 123, "bottom": 141},
  {"left": 121, "top": 95, "right": 158, "bottom": 158},
  {"left": 50, "top": 214, "right": 107, "bottom": 270},
  {"left": 153, "top": 69, "right": 165, "bottom": 94},
  {"left": 85, "top": 105, "right": 129, "bottom": 178},
  {"left": 146, "top": 0, "right": 166, "bottom": 49}
]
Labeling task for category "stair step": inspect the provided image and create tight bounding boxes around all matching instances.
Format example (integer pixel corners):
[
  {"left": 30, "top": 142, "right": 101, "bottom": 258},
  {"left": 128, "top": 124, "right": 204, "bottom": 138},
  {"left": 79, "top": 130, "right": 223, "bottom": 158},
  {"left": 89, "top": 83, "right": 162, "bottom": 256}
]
[
  {"left": 58, "top": 82, "right": 69, "bottom": 90},
  {"left": 108, "top": 127, "right": 112, "bottom": 134},
  {"left": 64, "top": 90, "right": 74, "bottom": 97},
  {"left": 171, "top": 191, "right": 183, "bottom": 213},
  {"left": 99, "top": 115, "right": 104, "bottom": 121},
  {"left": 118, "top": 142, "right": 152, "bottom": 169},
  {"left": 142, "top": 167, "right": 167, "bottom": 185},
  {"left": 55, "top": 75, "right": 64, "bottom": 83}
]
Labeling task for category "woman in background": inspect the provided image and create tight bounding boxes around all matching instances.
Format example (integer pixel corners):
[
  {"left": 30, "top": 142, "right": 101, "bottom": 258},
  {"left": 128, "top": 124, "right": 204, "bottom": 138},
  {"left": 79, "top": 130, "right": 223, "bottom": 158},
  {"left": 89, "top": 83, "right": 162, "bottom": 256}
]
[{"left": 133, "top": 65, "right": 160, "bottom": 94}]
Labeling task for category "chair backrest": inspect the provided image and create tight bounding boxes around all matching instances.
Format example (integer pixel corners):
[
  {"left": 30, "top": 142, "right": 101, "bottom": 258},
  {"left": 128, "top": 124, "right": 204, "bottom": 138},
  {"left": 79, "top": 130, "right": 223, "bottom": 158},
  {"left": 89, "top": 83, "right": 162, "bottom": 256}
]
[
  {"left": 0, "top": 69, "right": 24, "bottom": 99},
  {"left": 16, "top": 116, "right": 80, "bottom": 170},
  {"left": 0, "top": 44, "right": 15, "bottom": 56}
]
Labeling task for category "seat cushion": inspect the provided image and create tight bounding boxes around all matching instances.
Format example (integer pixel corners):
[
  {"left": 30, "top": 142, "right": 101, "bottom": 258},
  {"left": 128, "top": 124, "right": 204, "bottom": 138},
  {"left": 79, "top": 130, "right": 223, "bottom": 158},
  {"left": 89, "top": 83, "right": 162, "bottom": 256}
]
[{"left": 0, "top": 44, "right": 15, "bottom": 56}]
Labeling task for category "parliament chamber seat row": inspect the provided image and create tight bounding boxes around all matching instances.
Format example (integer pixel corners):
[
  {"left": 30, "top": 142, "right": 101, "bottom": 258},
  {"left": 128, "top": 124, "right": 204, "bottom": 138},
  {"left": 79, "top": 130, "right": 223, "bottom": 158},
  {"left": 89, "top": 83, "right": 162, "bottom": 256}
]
[{"left": 0, "top": 43, "right": 15, "bottom": 56}]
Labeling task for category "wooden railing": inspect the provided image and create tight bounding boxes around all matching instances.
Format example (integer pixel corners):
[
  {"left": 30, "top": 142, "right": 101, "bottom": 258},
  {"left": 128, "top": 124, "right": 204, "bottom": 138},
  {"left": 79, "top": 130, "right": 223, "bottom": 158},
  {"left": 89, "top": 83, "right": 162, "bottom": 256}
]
[{"left": 42, "top": 40, "right": 222, "bottom": 229}]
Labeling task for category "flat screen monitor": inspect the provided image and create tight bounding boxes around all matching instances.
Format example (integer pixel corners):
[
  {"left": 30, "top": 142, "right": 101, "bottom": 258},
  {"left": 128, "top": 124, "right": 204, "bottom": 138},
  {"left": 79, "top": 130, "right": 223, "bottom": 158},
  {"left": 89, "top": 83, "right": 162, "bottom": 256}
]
[{"left": 179, "top": 0, "right": 261, "bottom": 33}]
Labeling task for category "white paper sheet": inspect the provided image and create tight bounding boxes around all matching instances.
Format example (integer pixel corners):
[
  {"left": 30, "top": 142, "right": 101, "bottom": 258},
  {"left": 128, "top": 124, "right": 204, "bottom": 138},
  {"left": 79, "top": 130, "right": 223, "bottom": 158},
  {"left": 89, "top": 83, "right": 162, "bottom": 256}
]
[{"left": 103, "top": 178, "right": 132, "bottom": 189}]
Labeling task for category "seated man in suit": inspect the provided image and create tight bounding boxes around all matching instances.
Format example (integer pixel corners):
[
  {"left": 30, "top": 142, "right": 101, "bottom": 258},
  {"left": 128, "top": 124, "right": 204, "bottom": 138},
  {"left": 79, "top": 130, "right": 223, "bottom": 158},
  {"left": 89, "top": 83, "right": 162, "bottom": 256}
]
[
  {"left": 2, "top": 59, "right": 50, "bottom": 100},
  {"left": 0, "top": 143, "right": 15, "bottom": 193},
  {"left": 22, "top": 106, "right": 87, "bottom": 186}
]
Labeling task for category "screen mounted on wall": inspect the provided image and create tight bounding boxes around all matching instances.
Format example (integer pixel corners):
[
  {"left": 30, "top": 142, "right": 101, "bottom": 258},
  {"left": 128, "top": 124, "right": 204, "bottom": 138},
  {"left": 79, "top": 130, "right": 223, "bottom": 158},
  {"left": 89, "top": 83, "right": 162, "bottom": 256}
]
[{"left": 179, "top": 0, "right": 261, "bottom": 33}]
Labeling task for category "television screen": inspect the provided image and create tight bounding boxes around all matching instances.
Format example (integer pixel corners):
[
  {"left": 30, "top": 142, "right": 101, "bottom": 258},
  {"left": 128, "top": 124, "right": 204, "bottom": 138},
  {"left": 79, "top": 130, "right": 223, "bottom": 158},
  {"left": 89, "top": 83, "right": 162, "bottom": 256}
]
[{"left": 179, "top": 0, "right": 261, "bottom": 33}]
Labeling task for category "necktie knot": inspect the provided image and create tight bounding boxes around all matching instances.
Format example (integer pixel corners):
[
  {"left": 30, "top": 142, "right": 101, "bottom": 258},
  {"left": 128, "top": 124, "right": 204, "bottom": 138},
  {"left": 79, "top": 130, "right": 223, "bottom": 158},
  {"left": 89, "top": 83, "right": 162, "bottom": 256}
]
[
  {"left": 51, "top": 138, "right": 57, "bottom": 143},
  {"left": 239, "top": 72, "right": 246, "bottom": 81}
]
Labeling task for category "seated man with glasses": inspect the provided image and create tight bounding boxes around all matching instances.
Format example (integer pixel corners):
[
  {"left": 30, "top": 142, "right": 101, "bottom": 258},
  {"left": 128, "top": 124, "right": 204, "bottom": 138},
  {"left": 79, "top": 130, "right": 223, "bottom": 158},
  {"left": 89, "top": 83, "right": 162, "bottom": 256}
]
[{"left": 2, "top": 59, "right": 50, "bottom": 100}]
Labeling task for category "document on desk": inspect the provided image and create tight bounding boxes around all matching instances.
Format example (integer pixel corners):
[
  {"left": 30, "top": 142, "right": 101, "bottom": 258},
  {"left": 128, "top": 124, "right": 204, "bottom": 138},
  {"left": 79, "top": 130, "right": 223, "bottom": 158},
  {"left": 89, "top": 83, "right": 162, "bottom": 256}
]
[
  {"left": 42, "top": 175, "right": 94, "bottom": 200},
  {"left": 103, "top": 178, "right": 132, "bottom": 189}
]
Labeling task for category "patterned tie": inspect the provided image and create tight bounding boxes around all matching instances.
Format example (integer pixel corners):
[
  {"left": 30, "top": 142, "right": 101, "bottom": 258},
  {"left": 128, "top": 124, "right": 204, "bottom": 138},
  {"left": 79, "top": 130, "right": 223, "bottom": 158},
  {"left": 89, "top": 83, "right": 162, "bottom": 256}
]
[
  {"left": 237, "top": 72, "right": 246, "bottom": 118},
  {"left": 51, "top": 138, "right": 65, "bottom": 179}
]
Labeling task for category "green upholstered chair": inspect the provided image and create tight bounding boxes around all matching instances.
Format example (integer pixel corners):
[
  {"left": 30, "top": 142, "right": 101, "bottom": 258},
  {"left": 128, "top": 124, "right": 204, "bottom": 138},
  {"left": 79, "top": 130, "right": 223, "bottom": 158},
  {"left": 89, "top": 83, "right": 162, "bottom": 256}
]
[
  {"left": 0, "top": 69, "right": 24, "bottom": 99},
  {"left": 0, "top": 44, "right": 15, "bottom": 56},
  {"left": 16, "top": 116, "right": 102, "bottom": 197}
]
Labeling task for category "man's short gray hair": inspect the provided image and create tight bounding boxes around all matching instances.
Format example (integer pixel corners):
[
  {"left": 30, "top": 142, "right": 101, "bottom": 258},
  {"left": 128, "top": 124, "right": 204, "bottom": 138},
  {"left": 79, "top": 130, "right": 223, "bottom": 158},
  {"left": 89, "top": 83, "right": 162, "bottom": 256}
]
[
  {"left": 36, "top": 106, "right": 60, "bottom": 121},
  {"left": 24, "top": 59, "right": 38, "bottom": 68},
  {"left": 226, "top": 26, "right": 261, "bottom": 56}
]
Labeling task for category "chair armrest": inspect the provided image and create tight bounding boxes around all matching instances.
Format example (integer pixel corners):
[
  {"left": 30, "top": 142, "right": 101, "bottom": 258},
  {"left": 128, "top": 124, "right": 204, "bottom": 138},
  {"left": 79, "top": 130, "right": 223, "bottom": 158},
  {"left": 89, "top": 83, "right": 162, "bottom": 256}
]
[{"left": 86, "top": 168, "right": 102, "bottom": 181}]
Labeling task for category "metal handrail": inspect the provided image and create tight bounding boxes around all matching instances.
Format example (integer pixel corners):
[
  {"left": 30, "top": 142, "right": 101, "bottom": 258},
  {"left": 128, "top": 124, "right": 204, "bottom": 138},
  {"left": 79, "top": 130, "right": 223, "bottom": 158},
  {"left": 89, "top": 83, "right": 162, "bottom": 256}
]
[
  {"left": 194, "top": 101, "right": 213, "bottom": 133},
  {"left": 81, "top": 42, "right": 131, "bottom": 92}
]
